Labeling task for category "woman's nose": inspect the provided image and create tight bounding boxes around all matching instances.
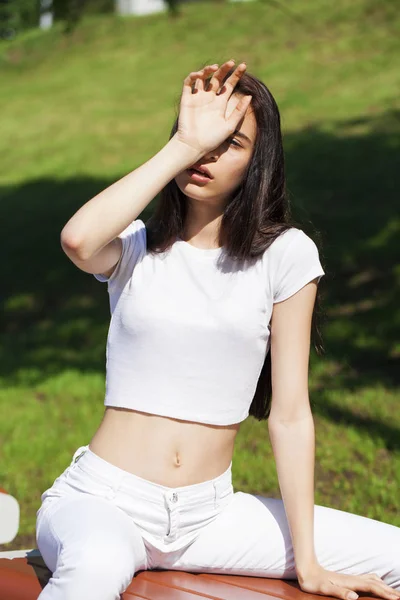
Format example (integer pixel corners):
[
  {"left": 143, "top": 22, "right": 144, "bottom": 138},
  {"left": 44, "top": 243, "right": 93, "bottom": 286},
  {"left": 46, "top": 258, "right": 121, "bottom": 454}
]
[{"left": 203, "top": 149, "right": 218, "bottom": 161}]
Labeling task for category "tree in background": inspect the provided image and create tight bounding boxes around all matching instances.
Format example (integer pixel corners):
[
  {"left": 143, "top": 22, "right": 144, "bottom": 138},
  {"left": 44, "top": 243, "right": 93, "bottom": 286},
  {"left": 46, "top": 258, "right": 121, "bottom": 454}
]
[
  {"left": 52, "top": 0, "right": 114, "bottom": 33},
  {"left": 0, "top": 0, "right": 39, "bottom": 40},
  {"left": 0, "top": 0, "right": 114, "bottom": 38},
  {"left": 165, "top": 0, "right": 180, "bottom": 17},
  {"left": 0, "top": 0, "right": 197, "bottom": 39}
]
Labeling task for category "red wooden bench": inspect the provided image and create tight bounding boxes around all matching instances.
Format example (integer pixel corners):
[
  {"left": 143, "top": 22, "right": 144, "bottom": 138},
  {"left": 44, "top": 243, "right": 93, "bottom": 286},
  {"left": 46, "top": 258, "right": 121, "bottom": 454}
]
[
  {"left": 0, "top": 490, "right": 371, "bottom": 600},
  {"left": 0, "top": 548, "right": 332, "bottom": 600}
]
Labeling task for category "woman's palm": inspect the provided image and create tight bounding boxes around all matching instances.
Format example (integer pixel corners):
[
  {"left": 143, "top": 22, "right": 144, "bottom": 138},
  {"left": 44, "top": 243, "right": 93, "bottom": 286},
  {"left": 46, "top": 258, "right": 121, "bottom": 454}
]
[{"left": 176, "top": 61, "right": 252, "bottom": 156}]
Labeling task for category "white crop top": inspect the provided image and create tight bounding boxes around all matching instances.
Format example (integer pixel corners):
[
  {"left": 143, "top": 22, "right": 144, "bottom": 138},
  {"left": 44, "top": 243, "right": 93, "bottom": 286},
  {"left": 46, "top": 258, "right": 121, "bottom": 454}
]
[{"left": 94, "top": 219, "right": 325, "bottom": 425}]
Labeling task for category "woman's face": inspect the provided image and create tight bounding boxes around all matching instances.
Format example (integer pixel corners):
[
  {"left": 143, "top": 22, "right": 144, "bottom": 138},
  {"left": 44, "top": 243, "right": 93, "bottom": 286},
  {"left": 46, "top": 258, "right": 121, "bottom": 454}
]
[{"left": 174, "top": 93, "right": 257, "bottom": 207}]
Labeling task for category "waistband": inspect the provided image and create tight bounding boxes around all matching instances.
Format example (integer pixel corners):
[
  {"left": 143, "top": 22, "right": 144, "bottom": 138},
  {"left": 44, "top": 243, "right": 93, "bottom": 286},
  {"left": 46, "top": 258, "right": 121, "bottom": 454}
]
[{"left": 70, "top": 445, "right": 233, "bottom": 505}]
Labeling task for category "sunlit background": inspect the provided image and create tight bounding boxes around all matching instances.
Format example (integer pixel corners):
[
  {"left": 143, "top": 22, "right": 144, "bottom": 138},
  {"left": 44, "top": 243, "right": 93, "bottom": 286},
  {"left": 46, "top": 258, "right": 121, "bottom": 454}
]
[{"left": 1, "top": 0, "right": 399, "bottom": 551}]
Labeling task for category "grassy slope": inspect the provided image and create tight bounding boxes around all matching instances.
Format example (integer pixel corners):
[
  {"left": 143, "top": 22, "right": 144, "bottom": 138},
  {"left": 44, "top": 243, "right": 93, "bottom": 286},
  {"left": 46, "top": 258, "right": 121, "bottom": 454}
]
[{"left": 0, "top": 0, "right": 399, "bottom": 551}]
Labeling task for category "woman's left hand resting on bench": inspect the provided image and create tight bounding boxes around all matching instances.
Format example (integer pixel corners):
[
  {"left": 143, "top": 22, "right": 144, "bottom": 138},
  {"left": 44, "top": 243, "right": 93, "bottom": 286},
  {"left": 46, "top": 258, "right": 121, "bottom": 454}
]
[{"left": 298, "top": 563, "right": 400, "bottom": 600}]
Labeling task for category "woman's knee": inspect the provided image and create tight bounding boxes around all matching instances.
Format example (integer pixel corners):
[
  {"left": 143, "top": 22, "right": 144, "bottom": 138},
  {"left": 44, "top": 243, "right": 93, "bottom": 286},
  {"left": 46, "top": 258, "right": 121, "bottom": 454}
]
[
  {"left": 72, "top": 539, "right": 137, "bottom": 586},
  {"left": 37, "top": 495, "right": 147, "bottom": 595},
  {"left": 41, "top": 536, "right": 142, "bottom": 600}
]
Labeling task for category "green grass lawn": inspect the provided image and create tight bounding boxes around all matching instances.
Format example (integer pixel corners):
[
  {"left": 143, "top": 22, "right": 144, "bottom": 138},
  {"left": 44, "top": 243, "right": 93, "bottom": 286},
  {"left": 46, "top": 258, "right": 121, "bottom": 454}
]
[{"left": 0, "top": 0, "right": 399, "bottom": 551}]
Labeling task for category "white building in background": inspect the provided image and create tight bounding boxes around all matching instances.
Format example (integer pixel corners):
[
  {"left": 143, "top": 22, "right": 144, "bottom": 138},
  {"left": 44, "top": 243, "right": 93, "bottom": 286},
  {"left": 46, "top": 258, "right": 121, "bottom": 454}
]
[
  {"left": 37, "top": 0, "right": 254, "bottom": 30},
  {"left": 116, "top": 0, "right": 255, "bottom": 13},
  {"left": 39, "top": 0, "right": 54, "bottom": 29},
  {"left": 116, "top": 0, "right": 167, "bottom": 16},
  {"left": 37, "top": 0, "right": 167, "bottom": 30}
]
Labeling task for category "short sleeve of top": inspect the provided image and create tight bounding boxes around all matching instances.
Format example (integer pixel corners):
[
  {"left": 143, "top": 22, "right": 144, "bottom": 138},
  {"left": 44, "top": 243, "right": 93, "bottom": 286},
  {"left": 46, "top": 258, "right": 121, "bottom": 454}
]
[
  {"left": 93, "top": 219, "right": 146, "bottom": 302},
  {"left": 269, "top": 228, "right": 325, "bottom": 303}
]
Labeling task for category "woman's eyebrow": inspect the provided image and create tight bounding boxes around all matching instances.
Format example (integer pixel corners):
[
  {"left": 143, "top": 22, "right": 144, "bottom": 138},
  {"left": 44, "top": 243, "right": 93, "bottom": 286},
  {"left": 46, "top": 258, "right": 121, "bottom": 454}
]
[{"left": 234, "top": 130, "right": 252, "bottom": 144}]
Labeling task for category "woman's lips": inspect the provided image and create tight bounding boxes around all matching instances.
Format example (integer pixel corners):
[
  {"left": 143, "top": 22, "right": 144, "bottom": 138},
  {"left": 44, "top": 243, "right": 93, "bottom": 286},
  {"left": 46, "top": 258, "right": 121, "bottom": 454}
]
[{"left": 186, "top": 168, "right": 213, "bottom": 183}]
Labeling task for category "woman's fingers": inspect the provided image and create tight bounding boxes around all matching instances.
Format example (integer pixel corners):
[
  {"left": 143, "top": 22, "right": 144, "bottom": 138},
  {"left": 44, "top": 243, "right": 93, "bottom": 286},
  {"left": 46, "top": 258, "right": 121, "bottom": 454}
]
[
  {"left": 216, "top": 61, "right": 247, "bottom": 96},
  {"left": 314, "top": 581, "right": 353, "bottom": 600},
  {"left": 226, "top": 93, "right": 252, "bottom": 131},
  {"left": 206, "top": 59, "right": 236, "bottom": 92},
  {"left": 355, "top": 573, "right": 400, "bottom": 599},
  {"left": 300, "top": 567, "right": 400, "bottom": 600},
  {"left": 193, "top": 64, "right": 219, "bottom": 92},
  {"left": 318, "top": 579, "right": 398, "bottom": 600},
  {"left": 339, "top": 587, "right": 360, "bottom": 600},
  {"left": 366, "top": 581, "right": 400, "bottom": 599},
  {"left": 182, "top": 59, "right": 247, "bottom": 98},
  {"left": 177, "top": 60, "right": 250, "bottom": 155},
  {"left": 182, "top": 65, "right": 218, "bottom": 97},
  {"left": 342, "top": 575, "right": 400, "bottom": 600}
]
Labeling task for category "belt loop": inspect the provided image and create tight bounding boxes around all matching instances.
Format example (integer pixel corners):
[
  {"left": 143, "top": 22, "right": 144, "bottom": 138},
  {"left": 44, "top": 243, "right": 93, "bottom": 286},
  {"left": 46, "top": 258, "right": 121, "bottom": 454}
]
[
  {"left": 71, "top": 445, "right": 89, "bottom": 465},
  {"left": 213, "top": 481, "right": 218, "bottom": 509},
  {"left": 106, "top": 470, "right": 125, "bottom": 500}
]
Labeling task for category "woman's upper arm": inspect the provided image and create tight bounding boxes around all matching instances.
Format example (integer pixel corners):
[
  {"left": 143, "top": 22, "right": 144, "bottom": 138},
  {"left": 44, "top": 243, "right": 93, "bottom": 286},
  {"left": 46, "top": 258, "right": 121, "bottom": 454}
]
[
  {"left": 266, "top": 228, "right": 325, "bottom": 424},
  {"left": 61, "top": 219, "right": 146, "bottom": 289},
  {"left": 269, "top": 280, "right": 319, "bottom": 423}
]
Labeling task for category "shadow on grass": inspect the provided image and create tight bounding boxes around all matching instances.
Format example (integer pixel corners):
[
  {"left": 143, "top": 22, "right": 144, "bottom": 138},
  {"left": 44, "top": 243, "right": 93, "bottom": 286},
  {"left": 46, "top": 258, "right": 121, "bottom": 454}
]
[
  {"left": 285, "top": 109, "right": 399, "bottom": 390},
  {"left": 1, "top": 109, "right": 399, "bottom": 432},
  {"left": 320, "top": 399, "right": 400, "bottom": 452},
  {"left": 0, "top": 177, "right": 155, "bottom": 387}
]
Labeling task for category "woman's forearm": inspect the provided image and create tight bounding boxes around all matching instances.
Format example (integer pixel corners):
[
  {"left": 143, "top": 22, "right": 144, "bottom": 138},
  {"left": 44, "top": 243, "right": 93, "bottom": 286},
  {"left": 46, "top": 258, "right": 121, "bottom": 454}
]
[
  {"left": 60, "top": 135, "right": 203, "bottom": 260},
  {"left": 268, "top": 412, "right": 319, "bottom": 579}
]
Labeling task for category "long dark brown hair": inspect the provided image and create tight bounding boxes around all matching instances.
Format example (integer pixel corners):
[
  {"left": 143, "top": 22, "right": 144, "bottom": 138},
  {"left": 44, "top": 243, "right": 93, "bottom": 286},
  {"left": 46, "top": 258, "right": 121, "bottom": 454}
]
[{"left": 144, "top": 65, "right": 325, "bottom": 421}]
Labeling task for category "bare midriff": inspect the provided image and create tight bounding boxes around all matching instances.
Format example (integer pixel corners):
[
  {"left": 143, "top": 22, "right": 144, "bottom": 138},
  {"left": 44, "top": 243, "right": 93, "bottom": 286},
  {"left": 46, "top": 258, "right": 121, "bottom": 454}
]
[{"left": 89, "top": 407, "right": 241, "bottom": 487}]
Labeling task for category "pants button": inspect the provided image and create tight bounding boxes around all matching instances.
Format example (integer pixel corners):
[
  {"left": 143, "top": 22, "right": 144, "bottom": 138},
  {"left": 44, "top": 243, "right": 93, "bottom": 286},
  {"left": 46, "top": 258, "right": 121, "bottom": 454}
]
[{"left": 171, "top": 492, "right": 178, "bottom": 503}]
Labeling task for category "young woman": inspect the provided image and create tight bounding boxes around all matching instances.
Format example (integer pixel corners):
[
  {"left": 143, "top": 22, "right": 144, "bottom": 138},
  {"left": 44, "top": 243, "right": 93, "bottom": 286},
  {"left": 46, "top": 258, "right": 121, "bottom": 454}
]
[{"left": 36, "top": 60, "right": 400, "bottom": 600}]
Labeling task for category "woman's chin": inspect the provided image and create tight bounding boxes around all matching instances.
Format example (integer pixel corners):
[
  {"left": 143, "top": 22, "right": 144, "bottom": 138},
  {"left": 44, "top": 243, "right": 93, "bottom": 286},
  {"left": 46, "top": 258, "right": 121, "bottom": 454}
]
[
  {"left": 183, "top": 191, "right": 212, "bottom": 202},
  {"left": 178, "top": 183, "right": 212, "bottom": 199}
]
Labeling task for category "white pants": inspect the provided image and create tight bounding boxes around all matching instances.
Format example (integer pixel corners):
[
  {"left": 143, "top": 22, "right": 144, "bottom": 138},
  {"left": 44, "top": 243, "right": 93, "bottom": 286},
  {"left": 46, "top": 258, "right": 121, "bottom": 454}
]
[{"left": 36, "top": 445, "right": 400, "bottom": 599}]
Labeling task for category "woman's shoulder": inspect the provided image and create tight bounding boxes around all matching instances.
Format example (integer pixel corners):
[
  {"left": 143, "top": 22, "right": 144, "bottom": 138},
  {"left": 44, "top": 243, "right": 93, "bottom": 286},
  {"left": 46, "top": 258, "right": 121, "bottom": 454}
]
[
  {"left": 119, "top": 218, "right": 147, "bottom": 239},
  {"left": 264, "top": 227, "right": 325, "bottom": 303},
  {"left": 266, "top": 226, "right": 318, "bottom": 258}
]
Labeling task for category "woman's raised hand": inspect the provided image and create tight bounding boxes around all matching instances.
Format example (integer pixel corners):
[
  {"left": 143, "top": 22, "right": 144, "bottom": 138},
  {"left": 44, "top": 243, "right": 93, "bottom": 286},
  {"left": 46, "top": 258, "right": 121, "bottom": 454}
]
[{"left": 175, "top": 60, "right": 252, "bottom": 157}]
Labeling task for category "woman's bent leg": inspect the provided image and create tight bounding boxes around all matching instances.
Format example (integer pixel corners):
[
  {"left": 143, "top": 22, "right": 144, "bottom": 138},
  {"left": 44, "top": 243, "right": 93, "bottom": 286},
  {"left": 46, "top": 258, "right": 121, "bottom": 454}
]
[
  {"left": 36, "top": 494, "right": 148, "bottom": 600},
  {"left": 171, "top": 492, "right": 400, "bottom": 589}
]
